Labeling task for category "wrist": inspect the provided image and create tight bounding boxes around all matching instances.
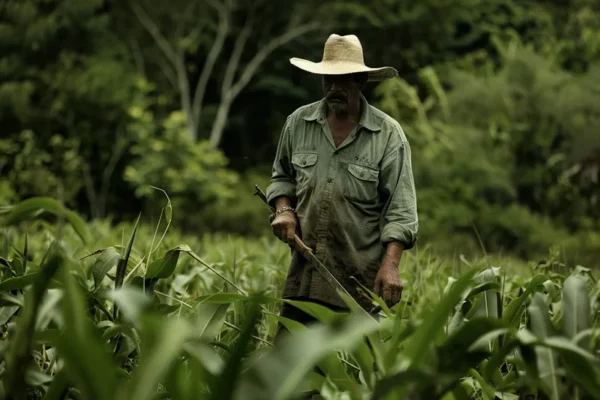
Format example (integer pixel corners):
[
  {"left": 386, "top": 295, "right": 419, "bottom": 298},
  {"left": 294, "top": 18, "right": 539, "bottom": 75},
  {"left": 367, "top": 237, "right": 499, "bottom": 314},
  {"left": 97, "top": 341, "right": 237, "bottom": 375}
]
[
  {"left": 275, "top": 206, "right": 295, "bottom": 216},
  {"left": 381, "top": 258, "right": 399, "bottom": 270}
]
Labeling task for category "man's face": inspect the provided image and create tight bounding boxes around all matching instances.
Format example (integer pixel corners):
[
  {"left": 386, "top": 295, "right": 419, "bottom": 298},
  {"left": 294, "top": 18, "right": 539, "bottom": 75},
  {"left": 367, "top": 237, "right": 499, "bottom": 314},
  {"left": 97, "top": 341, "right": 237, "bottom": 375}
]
[{"left": 322, "top": 73, "right": 366, "bottom": 114}]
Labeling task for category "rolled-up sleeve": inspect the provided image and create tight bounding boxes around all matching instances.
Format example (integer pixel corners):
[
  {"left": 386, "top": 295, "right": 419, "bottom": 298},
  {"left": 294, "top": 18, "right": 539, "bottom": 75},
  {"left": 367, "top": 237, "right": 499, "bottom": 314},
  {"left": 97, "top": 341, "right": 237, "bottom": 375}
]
[
  {"left": 379, "top": 134, "right": 419, "bottom": 249},
  {"left": 266, "top": 116, "right": 296, "bottom": 207}
]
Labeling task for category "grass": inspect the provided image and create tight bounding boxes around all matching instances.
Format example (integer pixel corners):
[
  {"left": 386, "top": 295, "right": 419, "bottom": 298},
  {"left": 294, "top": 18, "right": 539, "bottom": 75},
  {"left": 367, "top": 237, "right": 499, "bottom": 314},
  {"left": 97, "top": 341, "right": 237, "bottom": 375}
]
[{"left": 0, "top": 197, "right": 598, "bottom": 400}]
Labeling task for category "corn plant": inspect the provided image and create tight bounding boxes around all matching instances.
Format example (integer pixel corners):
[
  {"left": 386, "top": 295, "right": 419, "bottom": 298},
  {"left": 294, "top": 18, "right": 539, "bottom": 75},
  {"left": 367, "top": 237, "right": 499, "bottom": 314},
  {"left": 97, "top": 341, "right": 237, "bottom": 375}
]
[{"left": 0, "top": 197, "right": 599, "bottom": 400}]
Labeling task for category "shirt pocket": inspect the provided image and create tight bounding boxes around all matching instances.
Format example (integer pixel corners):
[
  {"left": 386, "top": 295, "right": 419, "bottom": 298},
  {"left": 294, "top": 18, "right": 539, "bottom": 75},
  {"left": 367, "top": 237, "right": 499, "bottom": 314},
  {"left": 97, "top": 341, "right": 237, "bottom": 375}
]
[
  {"left": 344, "top": 162, "right": 379, "bottom": 203},
  {"left": 292, "top": 152, "right": 318, "bottom": 194}
]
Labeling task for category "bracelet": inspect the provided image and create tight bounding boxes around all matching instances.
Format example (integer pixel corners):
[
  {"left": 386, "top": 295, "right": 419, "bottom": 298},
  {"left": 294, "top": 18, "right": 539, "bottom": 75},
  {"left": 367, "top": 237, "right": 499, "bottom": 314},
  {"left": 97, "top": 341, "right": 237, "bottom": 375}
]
[{"left": 275, "top": 206, "right": 295, "bottom": 216}]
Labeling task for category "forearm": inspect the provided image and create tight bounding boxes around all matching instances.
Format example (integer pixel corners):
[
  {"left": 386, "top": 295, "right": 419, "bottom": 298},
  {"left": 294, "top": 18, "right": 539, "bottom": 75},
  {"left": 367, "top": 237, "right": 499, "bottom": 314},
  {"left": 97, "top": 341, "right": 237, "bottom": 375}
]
[
  {"left": 382, "top": 241, "right": 404, "bottom": 268},
  {"left": 274, "top": 196, "right": 293, "bottom": 210}
]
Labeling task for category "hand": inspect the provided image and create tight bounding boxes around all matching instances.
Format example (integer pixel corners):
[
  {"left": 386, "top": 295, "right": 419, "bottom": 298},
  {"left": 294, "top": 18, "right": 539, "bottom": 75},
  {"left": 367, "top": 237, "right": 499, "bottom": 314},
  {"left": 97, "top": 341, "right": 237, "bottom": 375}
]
[
  {"left": 270, "top": 210, "right": 299, "bottom": 249},
  {"left": 374, "top": 261, "right": 403, "bottom": 307}
]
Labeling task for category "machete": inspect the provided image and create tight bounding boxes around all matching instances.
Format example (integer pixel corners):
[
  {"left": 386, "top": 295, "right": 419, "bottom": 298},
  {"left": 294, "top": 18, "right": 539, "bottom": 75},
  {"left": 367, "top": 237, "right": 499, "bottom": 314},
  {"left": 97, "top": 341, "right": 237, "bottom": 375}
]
[{"left": 253, "top": 185, "right": 380, "bottom": 317}]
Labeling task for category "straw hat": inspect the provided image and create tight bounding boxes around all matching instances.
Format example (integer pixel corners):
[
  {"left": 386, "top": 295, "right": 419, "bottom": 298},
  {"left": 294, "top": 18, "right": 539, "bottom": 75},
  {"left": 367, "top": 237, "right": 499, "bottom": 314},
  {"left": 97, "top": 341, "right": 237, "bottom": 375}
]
[{"left": 290, "top": 34, "right": 398, "bottom": 82}]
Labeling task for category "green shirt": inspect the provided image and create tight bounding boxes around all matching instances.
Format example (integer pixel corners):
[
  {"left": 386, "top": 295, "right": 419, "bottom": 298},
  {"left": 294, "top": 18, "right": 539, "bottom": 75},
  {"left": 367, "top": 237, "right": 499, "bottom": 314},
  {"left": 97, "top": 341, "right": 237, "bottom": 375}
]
[{"left": 266, "top": 93, "right": 418, "bottom": 310}]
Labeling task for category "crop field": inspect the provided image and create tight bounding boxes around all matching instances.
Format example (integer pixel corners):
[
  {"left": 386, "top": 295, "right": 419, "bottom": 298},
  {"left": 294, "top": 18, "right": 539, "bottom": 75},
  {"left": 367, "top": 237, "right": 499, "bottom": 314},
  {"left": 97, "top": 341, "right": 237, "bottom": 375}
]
[{"left": 0, "top": 197, "right": 599, "bottom": 400}]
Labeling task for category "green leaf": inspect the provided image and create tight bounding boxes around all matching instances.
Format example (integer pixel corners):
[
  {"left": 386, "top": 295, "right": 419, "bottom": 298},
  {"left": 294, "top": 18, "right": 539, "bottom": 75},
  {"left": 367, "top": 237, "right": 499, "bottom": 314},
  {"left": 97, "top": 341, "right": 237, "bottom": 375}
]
[
  {"left": 562, "top": 275, "right": 590, "bottom": 349},
  {"left": 108, "top": 287, "right": 153, "bottom": 327},
  {"left": 3, "top": 246, "right": 64, "bottom": 399},
  {"left": 502, "top": 274, "right": 548, "bottom": 328},
  {"left": 34, "top": 288, "right": 62, "bottom": 331},
  {"left": 439, "top": 318, "right": 506, "bottom": 374},
  {"left": 527, "top": 293, "right": 565, "bottom": 400},
  {"left": 0, "top": 292, "right": 23, "bottom": 307},
  {"left": 282, "top": 299, "right": 345, "bottom": 324},
  {"left": 1, "top": 197, "right": 91, "bottom": 245},
  {"left": 183, "top": 339, "right": 225, "bottom": 377},
  {"left": 234, "top": 313, "right": 380, "bottom": 400},
  {"left": 55, "top": 251, "right": 118, "bottom": 400},
  {"left": 25, "top": 366, "right": 52, "bottom": 386},
  {"left": 471, "top": 268, "right": 501, "bottom": 319},
  {"left": 194, "top": 292, "right": 250, "bottom": 304},
  {"left": 114, "top": 214, "right": 140, "bottom": 320},
  {"left": 44, "top": 368, "right": 69, "bottom": 400},
  {"left": 0, "top": 305, "right": 19, "bottom": 325},
  {"left": 212, "top": 297, "right": 263, "bottom": 400},
  {"left": 403, "top": 267, "right": 479, "bottom": 368},
  {"left": 468, "top": 368, "right": 496, "bottom": 400},
  {"left": 118, "top": 317, "right": 190, "bottom": 400},
  {"left": 371, "top": 368, "right": 436, "bottom": 400},
  {"left": 540, "top": 336, "right": 600, "bottom": 397},
  {"left": 92, "top": 247, "right": 120, "bottom": 289},
  {"left": 482, "top": 336, "right": 520, "bottom": 381},
  {"left": 195, "top": 303, "right": 229, "bottom": 340},
  {"left": 145, "top": 246, "right": 185, "bottom": 279},
  {"left": 0, "top": 272, "right": 40, "bottom": 291}
]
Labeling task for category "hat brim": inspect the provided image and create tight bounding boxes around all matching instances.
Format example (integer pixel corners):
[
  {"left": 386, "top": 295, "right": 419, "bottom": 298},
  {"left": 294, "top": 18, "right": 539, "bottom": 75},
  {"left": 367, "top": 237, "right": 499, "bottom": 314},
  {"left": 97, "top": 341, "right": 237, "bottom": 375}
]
[{"left": 290, "top": 57, "right": 397, "bottom": 82}]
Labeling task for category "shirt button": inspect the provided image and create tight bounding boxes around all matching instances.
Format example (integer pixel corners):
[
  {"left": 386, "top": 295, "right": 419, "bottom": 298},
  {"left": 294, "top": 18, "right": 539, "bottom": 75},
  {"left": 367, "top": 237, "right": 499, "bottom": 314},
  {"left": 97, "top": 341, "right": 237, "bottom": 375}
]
[{"left": 302, "top": 160, "right": 306, "bottom": 165}]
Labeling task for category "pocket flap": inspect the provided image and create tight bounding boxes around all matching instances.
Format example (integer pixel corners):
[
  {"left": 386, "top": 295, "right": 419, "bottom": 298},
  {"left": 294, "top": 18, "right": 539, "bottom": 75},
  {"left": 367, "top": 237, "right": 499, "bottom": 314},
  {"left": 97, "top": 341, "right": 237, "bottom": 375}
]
[
  {"left": 348, "top": 163, "right": 378, "bottom": 182},
  {"left": 292, "top": 152, "right": 318, "bottom": 167}
]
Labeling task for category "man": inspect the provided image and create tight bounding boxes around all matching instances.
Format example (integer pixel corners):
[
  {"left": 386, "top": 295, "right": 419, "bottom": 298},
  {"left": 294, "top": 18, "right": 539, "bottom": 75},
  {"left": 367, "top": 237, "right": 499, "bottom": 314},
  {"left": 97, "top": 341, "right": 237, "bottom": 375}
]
[{"left": 266, "top": 34, "right": 418, "bottom": 332}]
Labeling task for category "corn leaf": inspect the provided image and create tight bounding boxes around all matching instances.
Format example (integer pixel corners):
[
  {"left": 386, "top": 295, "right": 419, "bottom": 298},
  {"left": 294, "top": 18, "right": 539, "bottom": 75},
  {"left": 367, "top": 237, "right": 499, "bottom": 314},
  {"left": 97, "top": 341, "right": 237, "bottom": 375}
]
[{"left": 1, "top": 197, "right": 91, "bottom": 245}]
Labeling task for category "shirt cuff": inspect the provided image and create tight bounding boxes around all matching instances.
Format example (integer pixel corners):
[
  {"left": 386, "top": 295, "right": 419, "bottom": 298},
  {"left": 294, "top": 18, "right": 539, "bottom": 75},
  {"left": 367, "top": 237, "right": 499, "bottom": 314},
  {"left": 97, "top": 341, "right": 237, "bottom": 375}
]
[
  {"left": 381, "top": 222, "right": 418, "bottom": 250},
  {"left": 266, "top": 181, "right": 296, "bottom": 207}
]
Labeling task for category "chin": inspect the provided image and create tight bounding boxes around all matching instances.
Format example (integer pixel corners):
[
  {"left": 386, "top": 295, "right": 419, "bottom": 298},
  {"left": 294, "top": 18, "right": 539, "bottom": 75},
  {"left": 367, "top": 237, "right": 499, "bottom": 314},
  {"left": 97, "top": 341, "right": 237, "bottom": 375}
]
[{"left": 327, "top": 102, "right": 347, "bottom": 113}]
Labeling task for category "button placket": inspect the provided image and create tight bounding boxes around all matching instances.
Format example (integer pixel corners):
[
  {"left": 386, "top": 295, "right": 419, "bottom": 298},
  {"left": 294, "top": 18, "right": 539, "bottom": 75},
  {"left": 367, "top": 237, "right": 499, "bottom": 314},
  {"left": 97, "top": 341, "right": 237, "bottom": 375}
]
[{"left": 314, "top": 155, "right": 338, "bottom": 258}]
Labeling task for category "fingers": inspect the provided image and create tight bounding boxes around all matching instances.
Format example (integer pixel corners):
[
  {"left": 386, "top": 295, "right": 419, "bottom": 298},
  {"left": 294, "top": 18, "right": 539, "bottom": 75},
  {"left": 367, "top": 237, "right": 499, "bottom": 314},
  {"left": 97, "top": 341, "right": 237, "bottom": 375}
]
[
  {"left": 373, "top": 276, "right": 382, "bottom": 297},
  {"left": 286, "top": 225, "right": 296, "bottom": 249},
  {"left": 270, "top": 213, "right": 297, "bottom": 248},
  {"left": 378, "top": 278, "right": 403, "bottom": 307},
  {"left": 383, "top": 284, "right": 393, "bottom": 306}
]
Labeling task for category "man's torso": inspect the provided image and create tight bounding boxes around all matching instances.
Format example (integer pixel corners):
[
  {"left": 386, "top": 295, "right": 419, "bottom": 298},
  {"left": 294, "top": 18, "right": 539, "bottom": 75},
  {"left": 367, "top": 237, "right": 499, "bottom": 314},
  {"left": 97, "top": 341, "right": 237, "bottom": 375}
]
[{"left": 279, "top": 94, "right": 407, "bottom": 309}]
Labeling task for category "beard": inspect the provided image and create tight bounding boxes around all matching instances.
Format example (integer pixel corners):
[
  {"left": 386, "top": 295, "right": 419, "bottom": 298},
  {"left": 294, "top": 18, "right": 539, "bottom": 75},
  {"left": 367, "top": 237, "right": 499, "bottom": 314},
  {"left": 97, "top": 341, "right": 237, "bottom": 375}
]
[{"left": 326, "top": 93, "right": 348, "bottom": 113}]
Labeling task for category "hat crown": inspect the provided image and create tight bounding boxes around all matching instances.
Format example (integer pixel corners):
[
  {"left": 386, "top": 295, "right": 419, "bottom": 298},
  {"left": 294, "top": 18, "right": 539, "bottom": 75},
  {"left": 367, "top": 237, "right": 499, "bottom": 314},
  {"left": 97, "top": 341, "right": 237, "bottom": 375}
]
[{"left": 322, "top": 34, "right": 365, "bottom": 65}]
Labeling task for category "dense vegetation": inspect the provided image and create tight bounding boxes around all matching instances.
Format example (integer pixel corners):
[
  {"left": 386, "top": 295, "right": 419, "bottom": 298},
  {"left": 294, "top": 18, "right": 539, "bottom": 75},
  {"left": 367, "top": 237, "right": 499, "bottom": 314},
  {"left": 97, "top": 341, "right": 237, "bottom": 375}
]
[
  {"left": 1, "top": 0, "right": 599, "bottom": 264},
  {"left": 0, "top": 198, "right": 599, "bottom": 399}
]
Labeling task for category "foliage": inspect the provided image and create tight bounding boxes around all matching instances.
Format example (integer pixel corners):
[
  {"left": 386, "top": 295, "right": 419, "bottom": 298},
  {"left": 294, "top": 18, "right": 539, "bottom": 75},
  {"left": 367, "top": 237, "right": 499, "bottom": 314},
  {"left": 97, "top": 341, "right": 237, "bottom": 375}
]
[
  {"left": 0, "top": 131, "right": 85, "bottom": 207},
  {"left": 0, "top": 0, "right": 141, "bottom": 218},
  {"left": 373, "top": 38, "right": 600, "bottom": 262},
  {"left": 124, "top": 107, "right": 239, "bottom": 229},
  {"left": 0, "top": 198, "right": 599, "bottom": 399}
]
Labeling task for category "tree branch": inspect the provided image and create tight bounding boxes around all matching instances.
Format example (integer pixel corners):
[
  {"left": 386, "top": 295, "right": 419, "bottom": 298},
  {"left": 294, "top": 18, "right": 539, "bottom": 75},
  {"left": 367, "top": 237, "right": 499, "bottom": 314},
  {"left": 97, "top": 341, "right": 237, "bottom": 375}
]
[
  {"left": 175, "top": 50, "right": 197, "bottom": 141},
  {"left": 129, "top": 2, "right": 178, "bottom": 66},
  {"left": 176, "top": 0, "right": 199, "bottom": 38},
  {"left": 191, "top": 0, "right": 231, "bottom": 132},
  {"left": 208, "top": 22, "right": 320, "bottom": 148},
  {"left": 220, "top": 11, "right": 254, "bottom": 99},
  {"left": 229, "top": 22, "right": 320, "bottom": 100}
]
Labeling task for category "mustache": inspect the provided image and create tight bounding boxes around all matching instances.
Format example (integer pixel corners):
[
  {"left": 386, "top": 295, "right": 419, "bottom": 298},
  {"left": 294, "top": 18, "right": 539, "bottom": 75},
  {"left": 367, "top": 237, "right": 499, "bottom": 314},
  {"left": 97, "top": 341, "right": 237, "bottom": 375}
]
[{"left": 326, "top": 92, "right": 347, "bottom": 101}]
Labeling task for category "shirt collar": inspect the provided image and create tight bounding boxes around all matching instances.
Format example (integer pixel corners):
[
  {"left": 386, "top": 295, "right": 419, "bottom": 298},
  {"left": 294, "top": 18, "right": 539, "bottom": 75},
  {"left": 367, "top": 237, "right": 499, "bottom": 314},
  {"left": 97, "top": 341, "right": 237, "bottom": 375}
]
[{"left": 302, "top": 92, "right": 381, "bottom": 132}]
